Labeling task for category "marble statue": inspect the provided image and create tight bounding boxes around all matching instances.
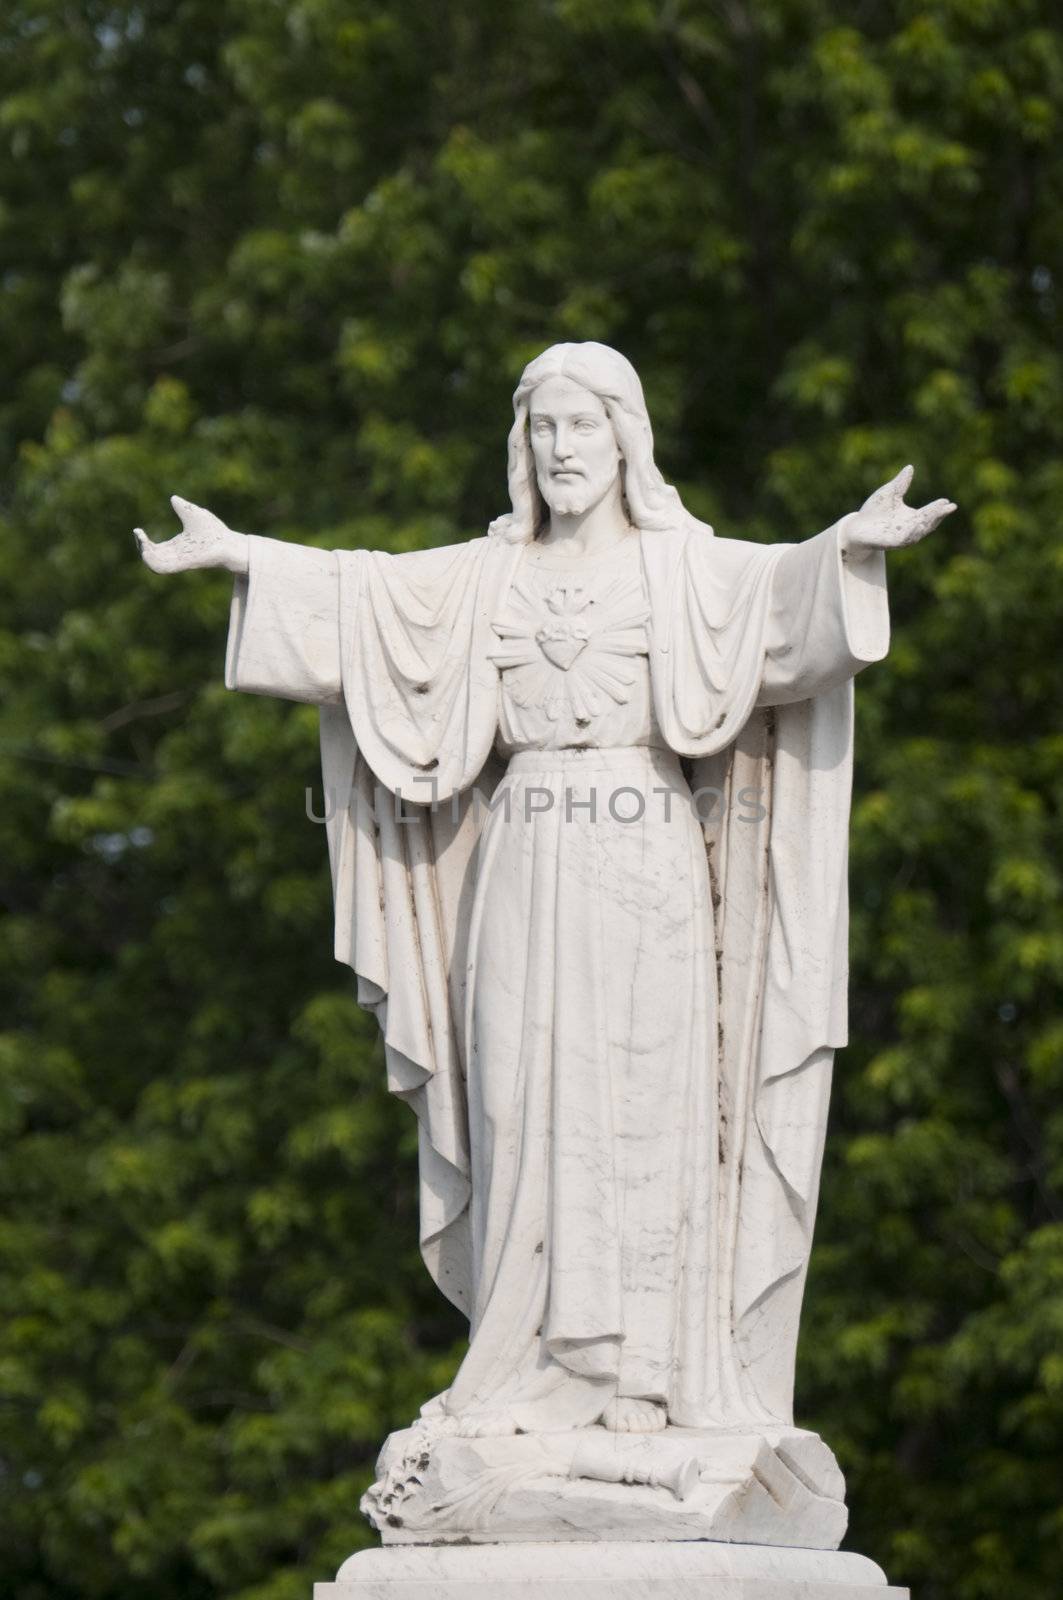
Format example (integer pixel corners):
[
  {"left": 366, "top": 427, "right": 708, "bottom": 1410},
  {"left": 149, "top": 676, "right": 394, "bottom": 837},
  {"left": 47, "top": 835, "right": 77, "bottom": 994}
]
[{"left": 136, "top": 342, "right": 953, "bottom": 1590}]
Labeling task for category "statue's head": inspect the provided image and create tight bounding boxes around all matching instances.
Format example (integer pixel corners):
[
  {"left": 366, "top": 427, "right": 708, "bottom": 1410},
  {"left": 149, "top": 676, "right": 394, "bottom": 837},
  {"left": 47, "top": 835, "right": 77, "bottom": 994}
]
[{"left": 489, "top": 341, "right": 685, "bottom": 543}]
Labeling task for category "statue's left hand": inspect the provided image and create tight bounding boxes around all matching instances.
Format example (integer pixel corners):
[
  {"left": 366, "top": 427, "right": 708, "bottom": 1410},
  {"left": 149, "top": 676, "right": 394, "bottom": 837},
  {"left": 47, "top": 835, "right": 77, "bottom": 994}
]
[
  {"left": 840, "top": 466, "right": 956, "bottom": 562},
  {"left": 134, "top": 496, "right": 249, "bottom": 575}
]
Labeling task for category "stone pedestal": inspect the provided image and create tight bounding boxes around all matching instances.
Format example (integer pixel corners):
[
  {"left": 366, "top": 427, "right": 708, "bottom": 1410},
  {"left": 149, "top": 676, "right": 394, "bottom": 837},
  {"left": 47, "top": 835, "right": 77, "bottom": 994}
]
[
  {"left": 316, "top": 1541, "right": 909, "bottom": 1599},
  {"left": 362, "top": 1424, "right": 848, "bottom": 1548}
]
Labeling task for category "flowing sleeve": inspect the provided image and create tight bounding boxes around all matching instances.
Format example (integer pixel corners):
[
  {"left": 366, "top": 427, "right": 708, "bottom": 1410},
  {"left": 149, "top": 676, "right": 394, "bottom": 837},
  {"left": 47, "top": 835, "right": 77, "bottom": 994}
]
[
  {"left": 757, "top": 520, "right": 889, "bottom": 706},
  {"left": 667, "top": 519, "right": 888, "bottom": 1424},
  {"left": 335, "top": 536, "right": 517, "bottom": 801},
  {"left": 225, "top": 534, "right": 342, "bottom": 704},
  {"left": 220, "top": 531, "right": 516, "bottom": 1317},
  {"left": 309, "top": 536, "right": 516, "bottom": 1314}
]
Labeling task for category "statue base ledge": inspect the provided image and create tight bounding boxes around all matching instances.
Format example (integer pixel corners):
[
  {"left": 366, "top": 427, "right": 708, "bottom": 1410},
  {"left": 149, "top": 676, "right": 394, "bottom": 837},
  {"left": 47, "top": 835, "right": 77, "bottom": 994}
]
[
  {"left": 362, "top": 1425, "right": 847, "bottom": 1549},
  {"left": 319, "top": 1542, "right": 907, "bottom": 1599}
]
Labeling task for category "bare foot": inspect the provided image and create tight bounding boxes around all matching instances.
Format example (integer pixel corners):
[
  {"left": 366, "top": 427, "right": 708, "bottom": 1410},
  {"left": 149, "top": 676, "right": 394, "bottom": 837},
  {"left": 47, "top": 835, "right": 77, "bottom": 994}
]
[
  {"left": 601, "top": 1396, "right": 667, "bottom": 1433},
  {"left": 450, "top": 1409, "right": 520, "bottom": 1438}
]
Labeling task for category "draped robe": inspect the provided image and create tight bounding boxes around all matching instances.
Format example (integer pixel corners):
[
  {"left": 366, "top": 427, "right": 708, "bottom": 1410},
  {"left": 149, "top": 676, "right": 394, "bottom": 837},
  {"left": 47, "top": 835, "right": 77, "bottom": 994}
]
[{"left": 225, "top": 517, "right": 888, "bottom": 1431}]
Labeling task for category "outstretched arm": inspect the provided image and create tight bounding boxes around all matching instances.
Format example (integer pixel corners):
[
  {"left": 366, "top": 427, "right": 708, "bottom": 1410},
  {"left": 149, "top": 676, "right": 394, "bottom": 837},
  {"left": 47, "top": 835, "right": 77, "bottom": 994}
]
[
  {"left": 759, "top": 467, "right": 956, "bottom": 705},
  {"left": 135, "top": 496, "right": 250, "bottom": 575},
  {"left": 135, "top": 495, "right": 343, "bottom": 704}
]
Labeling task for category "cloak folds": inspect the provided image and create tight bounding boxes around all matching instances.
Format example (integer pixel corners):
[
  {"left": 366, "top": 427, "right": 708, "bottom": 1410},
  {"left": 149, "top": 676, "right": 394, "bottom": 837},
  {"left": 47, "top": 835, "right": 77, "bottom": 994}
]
[{"left": 225, "top": 518, "right": 888, "bottom": 1425}]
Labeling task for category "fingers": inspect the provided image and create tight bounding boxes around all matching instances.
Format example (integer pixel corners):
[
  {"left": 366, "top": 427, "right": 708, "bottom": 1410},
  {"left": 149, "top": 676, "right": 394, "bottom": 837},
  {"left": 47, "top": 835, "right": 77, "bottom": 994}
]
[
  {"left": 912, "top": 497, "right": 956, "bottom": 526},
  {"left": 899, "top": 498, "right": 957, "bottom": 546},
  {"left": 170, "top": 493, "right": 200, "bottom": 530},
  {"left": 914, "top": 499, "right": 956, "bottom": 536},
  {"left": 134, "top": 527, "right": 167, "bottom": 572},
  {"left": 863, "top": 464, "right": 914, "bottom": 511}
]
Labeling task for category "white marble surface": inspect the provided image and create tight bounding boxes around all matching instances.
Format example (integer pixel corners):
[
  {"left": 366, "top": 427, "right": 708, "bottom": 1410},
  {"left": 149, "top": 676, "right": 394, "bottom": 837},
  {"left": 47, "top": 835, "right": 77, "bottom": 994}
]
[
  {"left": 362, "top": 1424, "right": 847, "bottom": 1548},
  {"left": 137, "top": 342, "right": 953, "bottom": 1563},
  {"left": 319, "top": 1541, "right": 908, "bottom": 1599}
]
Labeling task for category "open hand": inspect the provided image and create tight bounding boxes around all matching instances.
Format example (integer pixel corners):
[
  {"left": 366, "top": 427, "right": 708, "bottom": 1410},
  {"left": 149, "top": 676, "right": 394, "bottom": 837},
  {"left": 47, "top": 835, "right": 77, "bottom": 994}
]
[
  {"left": 841, "top": 466, "right": 956, "bottom": 562},
  {"left": 134, "top": 496, "right": 248, "bottom": 575}
]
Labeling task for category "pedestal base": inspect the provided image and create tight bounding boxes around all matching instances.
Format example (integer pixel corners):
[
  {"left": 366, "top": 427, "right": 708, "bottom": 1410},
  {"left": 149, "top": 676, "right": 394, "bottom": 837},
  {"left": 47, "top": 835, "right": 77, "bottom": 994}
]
[
  {"left": 318, "top": 1541, "right": 909, "bottom": 1599},
  {"left": 362, "top": 1424, "right": 847, "bottom": 1547}
]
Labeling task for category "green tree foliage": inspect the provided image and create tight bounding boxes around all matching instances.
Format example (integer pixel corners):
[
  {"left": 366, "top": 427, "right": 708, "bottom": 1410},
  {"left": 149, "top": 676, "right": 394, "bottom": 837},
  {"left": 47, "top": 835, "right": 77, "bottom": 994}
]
[{"left": 1, "top": 3, "right": 1061, "bottom": 1597}]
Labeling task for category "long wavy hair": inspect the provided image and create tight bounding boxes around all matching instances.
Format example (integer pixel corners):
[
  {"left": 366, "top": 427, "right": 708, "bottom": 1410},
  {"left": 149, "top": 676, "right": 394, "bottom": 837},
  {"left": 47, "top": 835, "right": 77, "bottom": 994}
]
[{"left": 487, "top": 342, "right": 688, "bottom": 543}]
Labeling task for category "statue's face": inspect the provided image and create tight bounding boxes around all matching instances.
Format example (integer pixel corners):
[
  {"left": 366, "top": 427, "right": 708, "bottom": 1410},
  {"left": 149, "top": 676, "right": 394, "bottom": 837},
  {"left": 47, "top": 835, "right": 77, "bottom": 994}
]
[{"left": 528, "top": 376, "right": 622, "bottom": 517}]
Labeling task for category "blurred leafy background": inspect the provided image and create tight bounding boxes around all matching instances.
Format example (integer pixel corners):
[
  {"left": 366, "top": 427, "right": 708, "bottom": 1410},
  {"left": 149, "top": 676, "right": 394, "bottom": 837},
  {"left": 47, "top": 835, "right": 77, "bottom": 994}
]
[{"left": 1, "top": 2, "right": 1062, "bottom": 1598}]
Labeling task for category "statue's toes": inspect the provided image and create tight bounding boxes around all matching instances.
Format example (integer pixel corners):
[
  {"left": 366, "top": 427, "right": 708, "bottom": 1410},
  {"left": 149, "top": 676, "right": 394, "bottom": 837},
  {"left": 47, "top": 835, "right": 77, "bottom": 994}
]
[
  {"left": 452, "top": 1409, "right": 519, "bottom": 1438},
  {"left": 601, "top": 1397, "right": 667, "bottom": 1433}
]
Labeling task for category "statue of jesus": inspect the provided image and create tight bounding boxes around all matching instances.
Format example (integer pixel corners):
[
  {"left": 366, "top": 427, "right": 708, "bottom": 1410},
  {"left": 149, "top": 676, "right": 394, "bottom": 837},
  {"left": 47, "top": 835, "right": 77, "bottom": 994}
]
[{"left": 136, "top": 342, "right": 953, "bottom": 1548}]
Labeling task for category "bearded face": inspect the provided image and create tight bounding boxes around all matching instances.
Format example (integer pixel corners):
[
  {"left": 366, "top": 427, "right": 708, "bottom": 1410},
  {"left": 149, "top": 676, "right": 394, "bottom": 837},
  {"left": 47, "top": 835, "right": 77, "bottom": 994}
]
[{"left": 528, "top": 376, "right": 623, "bottom": 518}]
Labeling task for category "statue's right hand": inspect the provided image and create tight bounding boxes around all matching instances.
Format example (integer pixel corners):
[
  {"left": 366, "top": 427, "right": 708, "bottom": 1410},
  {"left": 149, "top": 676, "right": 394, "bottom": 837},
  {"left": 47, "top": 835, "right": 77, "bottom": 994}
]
[{"left": 134, "top": 495, "right": 249, "bottom": 575}]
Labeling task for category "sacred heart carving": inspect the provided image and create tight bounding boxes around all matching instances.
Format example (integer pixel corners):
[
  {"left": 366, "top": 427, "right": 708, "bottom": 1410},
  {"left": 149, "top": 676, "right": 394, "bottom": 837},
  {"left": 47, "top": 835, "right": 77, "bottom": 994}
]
[
  {"left": 489, "top": 567, "right": 649, "bottom": 716},
  {"left": 536, "top": 620, "right": 590, "bottom": 671}
]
